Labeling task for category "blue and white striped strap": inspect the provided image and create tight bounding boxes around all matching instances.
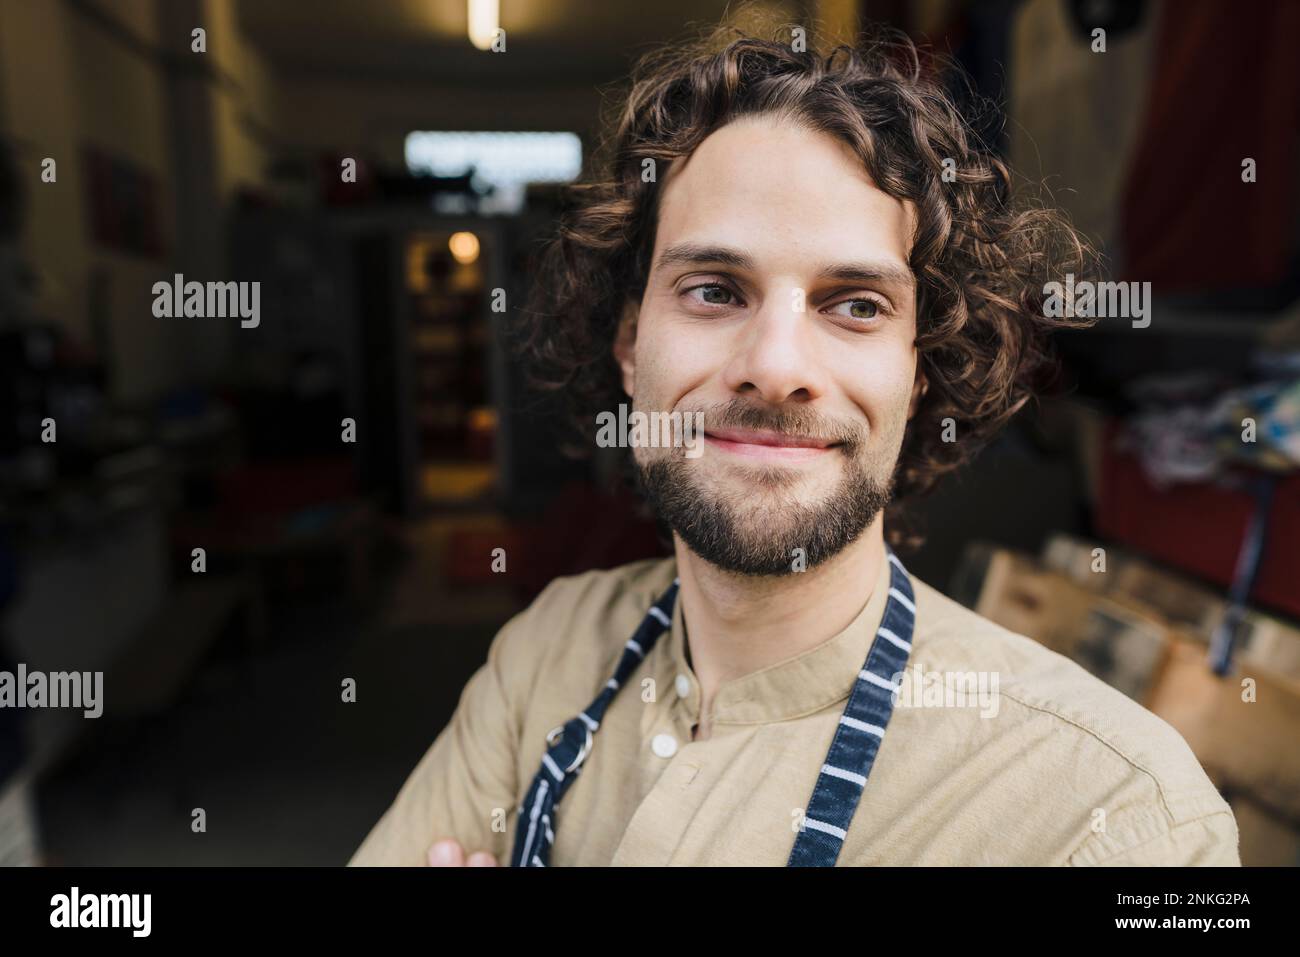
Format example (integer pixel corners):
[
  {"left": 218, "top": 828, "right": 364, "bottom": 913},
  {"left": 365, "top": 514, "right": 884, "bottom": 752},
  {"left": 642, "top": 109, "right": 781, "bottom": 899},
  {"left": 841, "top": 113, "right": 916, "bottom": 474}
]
[
  {"left": 787, "top": 549, "right": 916, "bottom": 866},
  {"left": 510, "top": 578, "right": 680, "bottom": 867}
]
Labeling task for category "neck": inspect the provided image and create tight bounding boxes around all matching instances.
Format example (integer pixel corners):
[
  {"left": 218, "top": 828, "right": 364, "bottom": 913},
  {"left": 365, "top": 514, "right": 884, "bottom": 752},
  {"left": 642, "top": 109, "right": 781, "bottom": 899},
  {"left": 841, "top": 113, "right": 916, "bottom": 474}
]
[{"left": 673, "top": 519, "right": 887, "bottom": 721}]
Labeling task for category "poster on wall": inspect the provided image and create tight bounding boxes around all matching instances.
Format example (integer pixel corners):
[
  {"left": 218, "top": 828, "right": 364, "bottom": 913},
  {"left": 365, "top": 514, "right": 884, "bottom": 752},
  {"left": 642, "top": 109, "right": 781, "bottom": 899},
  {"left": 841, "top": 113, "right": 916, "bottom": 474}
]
[{"left": 82, "top": 146, "right": 165, "bottom": 258}]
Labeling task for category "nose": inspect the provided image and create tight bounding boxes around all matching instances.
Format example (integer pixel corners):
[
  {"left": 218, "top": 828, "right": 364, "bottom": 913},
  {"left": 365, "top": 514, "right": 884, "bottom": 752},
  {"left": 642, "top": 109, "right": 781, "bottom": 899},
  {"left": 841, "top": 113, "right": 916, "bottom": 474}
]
[{"left": 721, "top": 287, "right": 827, "bottom": 404}]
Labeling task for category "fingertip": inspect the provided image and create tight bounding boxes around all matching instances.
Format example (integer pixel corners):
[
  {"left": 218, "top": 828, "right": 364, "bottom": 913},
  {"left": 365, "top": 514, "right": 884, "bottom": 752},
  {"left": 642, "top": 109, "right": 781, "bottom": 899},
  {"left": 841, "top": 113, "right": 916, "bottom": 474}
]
[{"left": 427, "top": 839, "right": 463, "bottom": 867}]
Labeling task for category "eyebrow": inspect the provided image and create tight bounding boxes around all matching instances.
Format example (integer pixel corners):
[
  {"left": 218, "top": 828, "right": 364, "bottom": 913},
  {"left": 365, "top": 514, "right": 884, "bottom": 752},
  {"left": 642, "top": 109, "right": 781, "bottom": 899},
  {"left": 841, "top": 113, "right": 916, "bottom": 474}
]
[
  {"left": 654, "top": 242, "right": 915, "bottom": 289},
  {"left": 655, "top": 243, "right": 754, "bottom": 271}
]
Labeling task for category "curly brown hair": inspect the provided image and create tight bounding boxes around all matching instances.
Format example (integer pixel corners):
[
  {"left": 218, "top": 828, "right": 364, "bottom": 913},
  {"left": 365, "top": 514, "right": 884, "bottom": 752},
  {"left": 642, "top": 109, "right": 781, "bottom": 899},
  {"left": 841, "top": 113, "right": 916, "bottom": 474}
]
[{"left": 516, "top": 20, "right": 1097, "bottom": 540}]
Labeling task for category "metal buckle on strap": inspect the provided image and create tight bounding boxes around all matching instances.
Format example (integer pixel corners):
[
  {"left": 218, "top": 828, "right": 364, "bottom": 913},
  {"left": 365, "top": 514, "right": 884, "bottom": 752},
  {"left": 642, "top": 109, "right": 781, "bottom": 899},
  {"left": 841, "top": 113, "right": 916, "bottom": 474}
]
[{"left": 546, "top": 722, "right": 594, "bottom": 774}]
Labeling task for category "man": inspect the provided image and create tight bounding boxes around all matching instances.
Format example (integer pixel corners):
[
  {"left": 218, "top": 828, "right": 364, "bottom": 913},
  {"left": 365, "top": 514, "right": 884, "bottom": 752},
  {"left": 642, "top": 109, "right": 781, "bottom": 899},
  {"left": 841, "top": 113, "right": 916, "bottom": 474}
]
[{"left": 349, "top": 27, "right": 1240, "bottom": 866}]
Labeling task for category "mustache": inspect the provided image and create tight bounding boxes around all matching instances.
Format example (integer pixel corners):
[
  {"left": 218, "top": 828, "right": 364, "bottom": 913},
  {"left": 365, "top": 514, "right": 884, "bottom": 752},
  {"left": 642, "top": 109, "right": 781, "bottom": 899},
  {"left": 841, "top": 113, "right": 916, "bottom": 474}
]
[{"left": 686, "top": 397, "right": 866, "bottom": 452}]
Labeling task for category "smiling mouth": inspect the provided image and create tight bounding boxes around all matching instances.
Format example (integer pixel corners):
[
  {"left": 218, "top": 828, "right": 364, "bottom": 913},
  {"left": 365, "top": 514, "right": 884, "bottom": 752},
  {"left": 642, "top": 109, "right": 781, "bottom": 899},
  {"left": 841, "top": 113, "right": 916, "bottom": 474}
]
[{"left": 703, "top": 427, "right": 841, "bottom": 461}]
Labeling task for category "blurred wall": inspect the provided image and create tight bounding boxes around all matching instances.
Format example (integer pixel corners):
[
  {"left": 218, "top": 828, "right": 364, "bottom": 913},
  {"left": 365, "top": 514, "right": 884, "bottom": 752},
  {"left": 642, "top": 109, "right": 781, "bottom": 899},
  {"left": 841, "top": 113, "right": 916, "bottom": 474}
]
[
  {"left": 273, "top": 76, "right": 604, "bottom": 169},
  {"left": 0, "top": 0, "right": 275, "bottom": 401}
]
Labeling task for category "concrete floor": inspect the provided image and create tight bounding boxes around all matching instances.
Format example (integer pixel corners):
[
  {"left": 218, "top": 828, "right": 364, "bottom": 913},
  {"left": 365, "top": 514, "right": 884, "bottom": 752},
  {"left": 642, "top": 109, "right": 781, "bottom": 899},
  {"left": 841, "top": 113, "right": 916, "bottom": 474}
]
[{"left": 34, "top": 514, "right": 522, "bottom": 866}]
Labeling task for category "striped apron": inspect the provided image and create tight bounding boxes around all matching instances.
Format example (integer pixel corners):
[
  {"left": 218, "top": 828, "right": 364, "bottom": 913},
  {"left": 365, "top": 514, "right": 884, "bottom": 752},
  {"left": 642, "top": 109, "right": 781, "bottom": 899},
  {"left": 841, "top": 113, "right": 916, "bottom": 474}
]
[{"left": 510, "top": 549, "right": 916, "bottom": 867}]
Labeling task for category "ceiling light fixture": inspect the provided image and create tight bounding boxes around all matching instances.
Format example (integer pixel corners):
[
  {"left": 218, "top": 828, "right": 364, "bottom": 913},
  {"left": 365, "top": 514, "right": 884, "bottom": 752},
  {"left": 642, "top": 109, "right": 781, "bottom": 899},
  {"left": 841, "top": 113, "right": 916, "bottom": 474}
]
[{"left": 468, "top": 0, "right": 499, "bottom": 51}]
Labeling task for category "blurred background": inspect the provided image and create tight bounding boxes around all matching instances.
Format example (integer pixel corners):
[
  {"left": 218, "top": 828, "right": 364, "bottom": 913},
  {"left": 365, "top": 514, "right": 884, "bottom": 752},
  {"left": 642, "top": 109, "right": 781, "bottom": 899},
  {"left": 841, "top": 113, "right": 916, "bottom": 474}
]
[{"left": 0, "top": 0, "right": 1297, "bottom": 866}]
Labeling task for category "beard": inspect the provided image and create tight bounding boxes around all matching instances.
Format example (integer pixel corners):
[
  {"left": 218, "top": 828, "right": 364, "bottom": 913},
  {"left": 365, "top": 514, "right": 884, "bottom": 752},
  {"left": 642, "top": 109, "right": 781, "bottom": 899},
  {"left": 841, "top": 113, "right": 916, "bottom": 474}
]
[{"left": 633, "top": 398, "right": 896, "bottom": 577}]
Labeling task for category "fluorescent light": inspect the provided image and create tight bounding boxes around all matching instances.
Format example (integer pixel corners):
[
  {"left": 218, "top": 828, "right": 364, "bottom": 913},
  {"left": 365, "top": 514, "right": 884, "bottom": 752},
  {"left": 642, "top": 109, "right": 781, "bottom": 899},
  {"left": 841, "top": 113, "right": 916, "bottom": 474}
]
[
  {"left": 468, "top": 0, "right": 499, "bottom": 50},
  {"left": 405, "top": 131, "right": 583, "bottom": 214}
]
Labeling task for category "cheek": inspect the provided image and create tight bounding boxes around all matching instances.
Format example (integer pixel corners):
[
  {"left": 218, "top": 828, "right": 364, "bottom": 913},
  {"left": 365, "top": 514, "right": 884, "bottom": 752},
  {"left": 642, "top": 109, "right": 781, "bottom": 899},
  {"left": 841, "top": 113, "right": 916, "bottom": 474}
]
[
  {"left": 629, "top": 336, "right": 662, "bottom": 403},
  {"left": 634, "top": 322, "right": 713, "bottom": 402},
  {"left": 840, "top": 345, "right": 917, "bottom": 429}
]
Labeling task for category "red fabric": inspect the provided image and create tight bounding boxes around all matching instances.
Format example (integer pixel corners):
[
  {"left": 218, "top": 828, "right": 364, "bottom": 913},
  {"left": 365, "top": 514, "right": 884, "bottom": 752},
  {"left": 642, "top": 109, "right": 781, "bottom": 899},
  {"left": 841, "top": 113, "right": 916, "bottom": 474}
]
[
  {"left": 1119, "top": 1, "right": 1300, "bottom": 291},
  {"left": 445, "top": 481, "right": 665, "bottom": 601},
  {"left": 1097, "top": 423, "right": 1300, "bottom": 620}
]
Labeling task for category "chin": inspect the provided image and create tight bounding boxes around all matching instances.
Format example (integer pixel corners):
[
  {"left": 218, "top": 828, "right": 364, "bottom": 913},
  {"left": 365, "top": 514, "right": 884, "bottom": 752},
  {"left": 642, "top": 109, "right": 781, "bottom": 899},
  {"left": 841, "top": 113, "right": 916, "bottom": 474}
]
[
  {"left": 680, "top": 525, "right": 866, "bottom": 578},
  {"left": 700, "top": 459, "right": 835, "bottom": 494},
  {"left": 636, "top": 452, "right": 891, "bottom": 576}
]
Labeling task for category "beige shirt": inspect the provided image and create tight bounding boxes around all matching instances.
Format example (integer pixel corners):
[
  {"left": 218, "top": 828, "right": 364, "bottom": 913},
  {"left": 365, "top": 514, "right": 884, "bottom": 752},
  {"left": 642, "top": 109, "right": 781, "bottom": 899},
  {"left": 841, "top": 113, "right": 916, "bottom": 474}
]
[{"left": 349, "top": 554, "right": 1240, "bottom": 866}]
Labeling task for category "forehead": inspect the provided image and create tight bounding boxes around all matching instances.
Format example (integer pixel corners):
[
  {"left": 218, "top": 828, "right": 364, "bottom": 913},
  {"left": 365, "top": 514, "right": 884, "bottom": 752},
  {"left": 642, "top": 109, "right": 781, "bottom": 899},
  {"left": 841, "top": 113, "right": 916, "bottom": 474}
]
[{"left": 653, "top": 113, "right": 917, "bottom": 271}]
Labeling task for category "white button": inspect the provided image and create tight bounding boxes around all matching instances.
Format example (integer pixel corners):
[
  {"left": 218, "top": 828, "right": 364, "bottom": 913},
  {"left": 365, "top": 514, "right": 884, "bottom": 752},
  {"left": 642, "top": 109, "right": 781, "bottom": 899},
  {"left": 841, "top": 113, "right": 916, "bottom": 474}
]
[
  {"left": 651, "top": 733, "right": 678, "bottom": 758},
  {"left": 675, "top": 674, "right": 691, "bottom": 698}
]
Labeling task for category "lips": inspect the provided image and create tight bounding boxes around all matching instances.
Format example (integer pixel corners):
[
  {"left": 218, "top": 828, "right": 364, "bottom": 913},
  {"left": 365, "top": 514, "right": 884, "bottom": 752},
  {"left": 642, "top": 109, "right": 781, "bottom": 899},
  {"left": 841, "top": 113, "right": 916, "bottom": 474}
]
[
  {"left": 702, "top": 426, "right": 841, "bottom": 462},
  {"left": 704, "top": 427, "right": 836, "bottom": 449}
]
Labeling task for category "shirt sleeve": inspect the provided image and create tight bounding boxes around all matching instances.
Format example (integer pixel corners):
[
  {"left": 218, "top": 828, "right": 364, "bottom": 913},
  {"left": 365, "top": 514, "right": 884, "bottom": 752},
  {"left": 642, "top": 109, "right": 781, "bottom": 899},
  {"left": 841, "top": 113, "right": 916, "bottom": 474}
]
[
  {"left": 346, "top": 610, "right": 531, "bottom": 866},
  {"left": 1069, "top": 809, "right": 1242, "bottom": 866}
]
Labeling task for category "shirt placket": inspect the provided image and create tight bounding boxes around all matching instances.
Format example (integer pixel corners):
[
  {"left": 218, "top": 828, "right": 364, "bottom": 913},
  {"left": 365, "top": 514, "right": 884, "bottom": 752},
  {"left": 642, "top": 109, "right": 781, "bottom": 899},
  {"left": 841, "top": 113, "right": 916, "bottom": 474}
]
[{"left": 611, "top": 612, "right": 707, "bottom": 865}]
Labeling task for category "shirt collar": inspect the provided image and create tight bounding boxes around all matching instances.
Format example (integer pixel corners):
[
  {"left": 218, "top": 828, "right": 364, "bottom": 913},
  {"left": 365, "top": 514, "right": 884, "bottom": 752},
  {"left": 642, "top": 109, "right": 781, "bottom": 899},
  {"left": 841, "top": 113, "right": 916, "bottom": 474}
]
[{"left": 657, "top": 551, "right": 895, "bottom": 726}]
